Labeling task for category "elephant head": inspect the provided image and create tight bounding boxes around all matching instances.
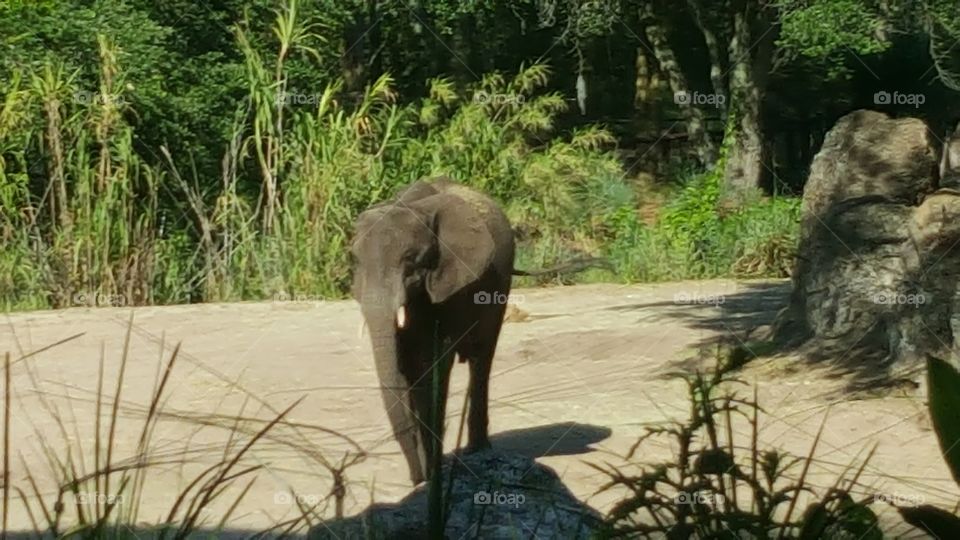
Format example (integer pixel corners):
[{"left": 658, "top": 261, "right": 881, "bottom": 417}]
[{"left": 350, "top": 193, "right": 496, "bottom": 483}]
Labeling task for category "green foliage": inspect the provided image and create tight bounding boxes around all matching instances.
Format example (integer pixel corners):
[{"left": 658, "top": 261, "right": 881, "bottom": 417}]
[
  {"left": 596, "top": 355, "right": 880, "bottom": 539},
  {"left": 926, "top": 355, "right": 960, "bottom": 485},
  {"left": 0, "top": 0, "right": 807, "bottom": 310},
  {"left": 602, "top": 169, "right": 800, "bottom": 283},
  {"left": 887, "top": 356, "right": 960, "bottom": 536},
  {"left": 779, "top": 0, "right": 890, "bottom": 60}
]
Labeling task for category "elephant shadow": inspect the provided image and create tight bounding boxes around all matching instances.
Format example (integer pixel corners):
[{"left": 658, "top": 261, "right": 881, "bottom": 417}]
[{"left": 488, "top": 422, "right": 611, "bottom": 458}]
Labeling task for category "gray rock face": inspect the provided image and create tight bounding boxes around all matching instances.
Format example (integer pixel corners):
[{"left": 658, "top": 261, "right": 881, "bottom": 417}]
[
  {"left": 308, "top": 450, "right": 601, "bottom": 540},
  {"left": 775, "top": 110, "right": 960, "bottom": 377}
]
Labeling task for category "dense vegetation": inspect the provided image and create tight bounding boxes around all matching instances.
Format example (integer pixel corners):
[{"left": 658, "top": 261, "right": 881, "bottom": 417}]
[{"left": 1, "top": 0, "right": 958, "bottom": 310}]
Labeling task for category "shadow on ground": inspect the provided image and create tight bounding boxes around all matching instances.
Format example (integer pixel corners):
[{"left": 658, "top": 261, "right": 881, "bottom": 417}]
[
  {"left": 3, "top": 530, "right": 303, "bottom": 539},
  {"left": 490, "top": 422, "right": 612, "bottom": 457},
  {"left": 605, "top": 280, "right": 790, "bottom": 345}
]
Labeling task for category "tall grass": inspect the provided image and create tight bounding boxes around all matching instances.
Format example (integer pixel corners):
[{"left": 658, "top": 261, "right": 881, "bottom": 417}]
[
  {"left": 1, "top": 318, "right": 367, "bottom": 538},
  {"left": 1, "top": 38, "right": 160, "bottom": 311},
  {"left": 0, "top": 0, "right": 800, "bottom": 312}
]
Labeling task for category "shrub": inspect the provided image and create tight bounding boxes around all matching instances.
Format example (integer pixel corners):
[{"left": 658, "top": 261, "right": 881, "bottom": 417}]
[{"left": 595, "top": 355, "right": 880, "bottom": 539}]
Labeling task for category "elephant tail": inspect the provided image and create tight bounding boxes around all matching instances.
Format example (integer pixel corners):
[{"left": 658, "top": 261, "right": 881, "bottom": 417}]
[{"left": 512, "top": 256, "right": 613, "bottom": 277}]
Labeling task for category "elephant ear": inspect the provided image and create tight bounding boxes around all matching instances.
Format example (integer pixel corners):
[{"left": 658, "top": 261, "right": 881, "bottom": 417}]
[{"left": 417, "top": 193, "right": 495, "bottom": 304}]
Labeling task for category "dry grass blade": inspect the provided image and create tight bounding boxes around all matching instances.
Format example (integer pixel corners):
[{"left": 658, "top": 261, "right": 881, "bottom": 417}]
[
  {"left": 215, "top": 475, "right": 259, "bottom": 532},
  {"left": 126, "top": 342, "right": 181, "bottom": 525},
  {"left": 173, "top": 397, "right": 304, "bottom": 539},
  {"left": 3, "top": 352, "right": 10, "bottom": 540},
  {"left": 104, "top": 314, "right": 135, "bottom": 507},
  {"left": 19, "top": 456, "right": 54, "bottom": 532},
  {"left": 778, "top": 405, "right": 831, "bottom": 539},
  {"left": 94, "top": 344, "right": 105, "bottom": 524},
  {"left": 10, "top": 333, "right": 85, "bottom": 368},
  {"left": 13, "top": 486, "right": 40, "bottom": 536}
]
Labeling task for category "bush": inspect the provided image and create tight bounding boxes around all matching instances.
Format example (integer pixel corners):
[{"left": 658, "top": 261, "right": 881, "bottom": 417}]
[
  {"left": 596, "top": 354, "right": 881, "bottom": 539},
  {"left": 603, "top": 168, "right": 800, "bottom": 283}
]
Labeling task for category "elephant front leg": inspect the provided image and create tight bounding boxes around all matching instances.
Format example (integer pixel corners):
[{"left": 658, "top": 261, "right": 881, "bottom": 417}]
[
  {"left": 378, "top": 384, "right": 428, "bottom": 485},
  {"left": 465, "top": 353, "right": 493, "bottom": 452},
  {"left": 406, "top": 318, "right": 455, "bottom": 482}
]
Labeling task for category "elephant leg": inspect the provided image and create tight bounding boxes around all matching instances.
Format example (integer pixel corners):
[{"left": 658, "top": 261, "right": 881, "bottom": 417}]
[
  {"left": 465, "top": 352, "right": 493, "bottom": 452},
  {"left": 463, "top": 303, "right": 505, "bottom": 452},
  {"left": 410, "top": 326, "right": 455, "bottom": 481},
  {"left": 378, "top": 384, "right": 427, "bottom": 485}
]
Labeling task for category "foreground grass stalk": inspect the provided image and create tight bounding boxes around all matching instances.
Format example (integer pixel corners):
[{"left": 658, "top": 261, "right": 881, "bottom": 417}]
[
  {"left": 3, "top": 352, "right": 10, "bottom": 540},
  {"left": 428, "top": 320, "right": 451, "bottom": 539}
]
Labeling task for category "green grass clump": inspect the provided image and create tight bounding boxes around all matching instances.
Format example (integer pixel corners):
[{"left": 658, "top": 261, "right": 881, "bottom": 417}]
[{"left": 595, "top": 355, "right": 880, "bottom": 539}]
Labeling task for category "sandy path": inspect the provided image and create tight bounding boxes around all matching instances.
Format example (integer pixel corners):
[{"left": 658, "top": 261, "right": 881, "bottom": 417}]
[{"left": 1, "top": 279, "right": 953, "bottom": 536}]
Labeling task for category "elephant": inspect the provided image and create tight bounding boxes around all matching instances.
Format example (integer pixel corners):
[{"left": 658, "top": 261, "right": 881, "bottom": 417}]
[{"left": 350, "top": 176, "right": 515, "bottom": 485}]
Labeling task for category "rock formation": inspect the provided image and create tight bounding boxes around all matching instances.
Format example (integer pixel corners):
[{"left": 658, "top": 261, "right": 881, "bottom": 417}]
[
  {"left": 308, "top": 450, "right": 601, "bottom": 540},
  {"left": 774, "top": 110, "right": 960, "bottom": 379}
]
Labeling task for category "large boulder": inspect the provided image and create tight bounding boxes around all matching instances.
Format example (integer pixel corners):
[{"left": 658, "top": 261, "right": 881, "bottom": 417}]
[
  {"left": 775, "top": 110, "right": 960, "bottom": 377},
  {"left": 308, "top": 450, "right": 601, "bottom": 540}
]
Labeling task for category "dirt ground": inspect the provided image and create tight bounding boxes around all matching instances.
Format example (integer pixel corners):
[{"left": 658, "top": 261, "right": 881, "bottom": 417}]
[{"left": 1, "top": 279, "right": 955, "bottom": 537}]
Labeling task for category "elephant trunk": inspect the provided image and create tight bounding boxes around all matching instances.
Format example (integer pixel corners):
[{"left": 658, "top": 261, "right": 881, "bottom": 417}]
[{"left": 362, "top": 298, "right": 429, "bottom": 484}]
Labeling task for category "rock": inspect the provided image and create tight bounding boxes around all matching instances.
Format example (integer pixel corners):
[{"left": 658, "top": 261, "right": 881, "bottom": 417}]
[
  {"left": 774, "top": 110, "right": 960, "bottom": 379},
  {"left": 308, "top": 450, "right": 601, "bottom": 540}
]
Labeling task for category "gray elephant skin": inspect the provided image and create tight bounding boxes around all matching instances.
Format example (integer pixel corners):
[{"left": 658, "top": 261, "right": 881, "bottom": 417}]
[{"left": 350, "top": 176, "right": 515, "bottom": 485}]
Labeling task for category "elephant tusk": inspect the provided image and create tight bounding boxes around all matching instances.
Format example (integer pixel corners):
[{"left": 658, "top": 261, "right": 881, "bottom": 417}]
[
  {"left": 358, "top": 319, "right": 366, "bottom": 339},
  {"left": 396, "top": 306, "right": 407, "bottom": 329}
]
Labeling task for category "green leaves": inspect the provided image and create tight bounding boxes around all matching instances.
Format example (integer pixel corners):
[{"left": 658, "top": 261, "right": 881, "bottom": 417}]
[
  {"left": 778, "top": 0, "right": 890, "bottom": 78},
  {"left": 925, "top": 355, "right": 960, "bottom": 484}
]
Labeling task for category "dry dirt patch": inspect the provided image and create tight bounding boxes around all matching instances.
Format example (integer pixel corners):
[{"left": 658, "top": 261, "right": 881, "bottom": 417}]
[{"left": 1, "top": 279, "right": 953, "bottom": 535}]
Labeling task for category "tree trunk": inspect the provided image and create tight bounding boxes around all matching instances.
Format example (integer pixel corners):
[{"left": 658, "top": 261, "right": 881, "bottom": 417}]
[
  {"left": 634, "top": 41, "right": 664, "bottom": 134},
  {"left": 723, "top": 0, "right": 777, "bottom": 201},
  {"left": 686, "top": 0, "right": 727, "bottom": 116},
  {"left": 341, "top": 1, "right": 380, "bottom": 94},
  {"left": 640, "top": 1, "right": 717, "bottom": 167}
]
